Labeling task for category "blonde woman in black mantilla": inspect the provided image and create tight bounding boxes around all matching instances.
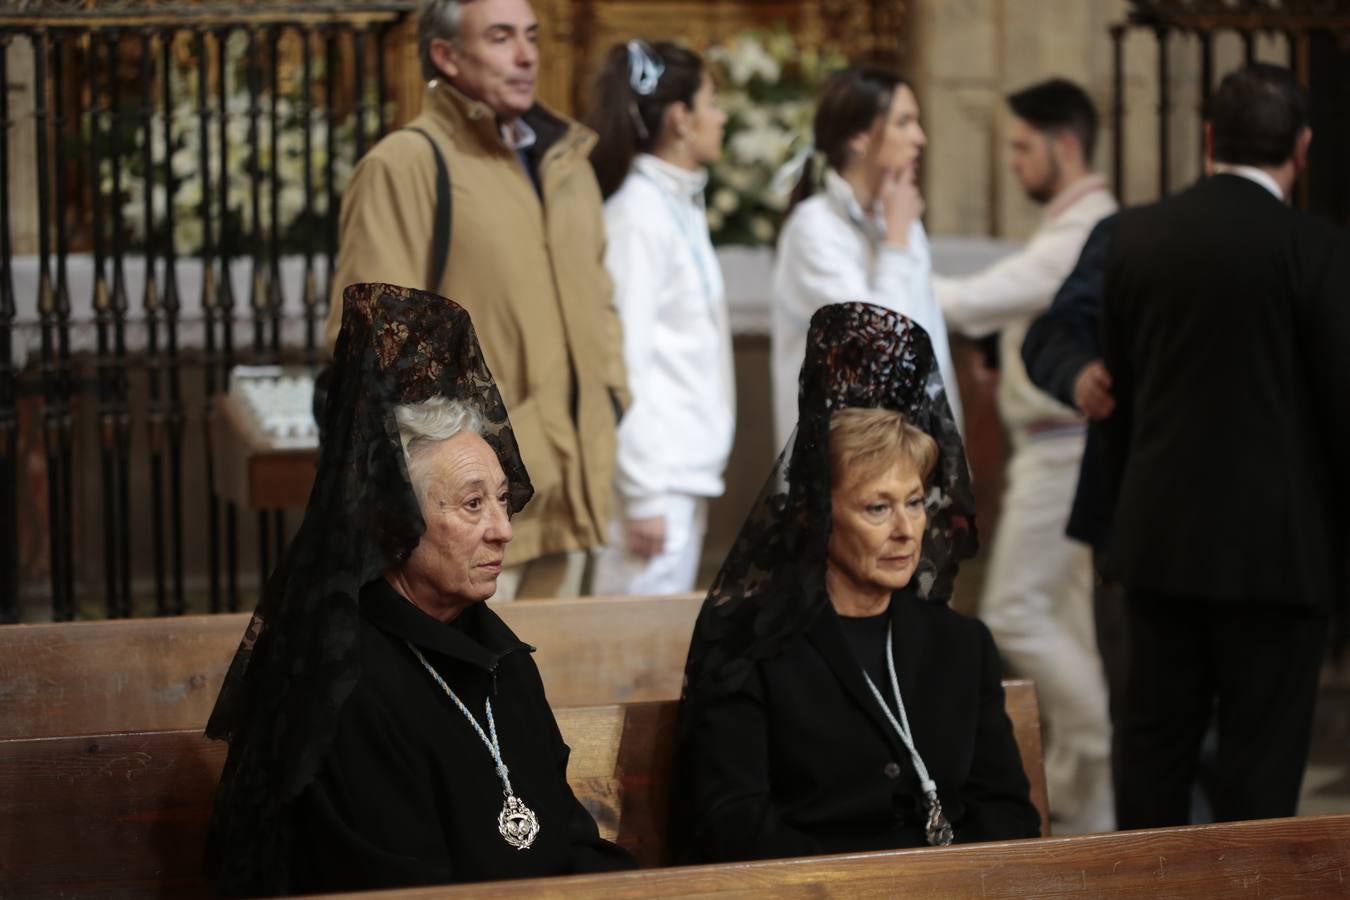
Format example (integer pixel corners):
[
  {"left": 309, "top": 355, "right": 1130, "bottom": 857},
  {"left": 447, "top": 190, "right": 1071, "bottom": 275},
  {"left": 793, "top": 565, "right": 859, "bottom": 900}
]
[{"left": 675, "top": 302, "right": 1041, "bottom": 862}]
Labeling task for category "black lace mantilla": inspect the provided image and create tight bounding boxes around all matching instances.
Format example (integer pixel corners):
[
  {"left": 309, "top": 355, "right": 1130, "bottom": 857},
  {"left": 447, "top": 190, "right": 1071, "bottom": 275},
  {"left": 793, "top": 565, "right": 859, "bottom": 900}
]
[
  {"left": 684, "top": 302, "right": 977, "bottom": 698},
  {"left": 204, "top": 283, "right": 533, "bottom": 897}
]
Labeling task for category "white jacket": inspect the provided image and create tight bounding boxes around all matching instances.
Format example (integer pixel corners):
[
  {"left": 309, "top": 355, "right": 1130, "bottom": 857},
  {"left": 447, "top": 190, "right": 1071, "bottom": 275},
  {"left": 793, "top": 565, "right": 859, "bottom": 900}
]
[
  {"left": 771, "top": 169, "right": 963, "bottom": 450},
  {"left": 934, "top": 175, "right": 1117, "bottom": 438},
  {"left": 603, "top": 155, "right": 736, "bottom": 520}
]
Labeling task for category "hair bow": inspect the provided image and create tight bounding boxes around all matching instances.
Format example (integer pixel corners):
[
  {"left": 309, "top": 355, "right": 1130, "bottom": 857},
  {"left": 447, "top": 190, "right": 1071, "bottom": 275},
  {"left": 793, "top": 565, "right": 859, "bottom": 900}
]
[{"left": 626, "top": 40, "right": 665, "bottom": 96}]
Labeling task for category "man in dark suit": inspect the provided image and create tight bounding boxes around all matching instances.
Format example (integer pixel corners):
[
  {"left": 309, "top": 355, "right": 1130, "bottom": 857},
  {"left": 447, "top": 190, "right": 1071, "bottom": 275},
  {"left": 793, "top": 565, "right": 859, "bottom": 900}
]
[{"left": 1102, "top": 64, "right": 1350, "bottom": 829}]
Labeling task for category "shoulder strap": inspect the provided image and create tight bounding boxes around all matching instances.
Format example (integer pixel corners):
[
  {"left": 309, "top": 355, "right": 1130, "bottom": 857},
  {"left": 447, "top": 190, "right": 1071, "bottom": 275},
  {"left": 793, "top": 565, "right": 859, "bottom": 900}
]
[{"left": 402, "top": 126, "right": 453, "bottom": 290}]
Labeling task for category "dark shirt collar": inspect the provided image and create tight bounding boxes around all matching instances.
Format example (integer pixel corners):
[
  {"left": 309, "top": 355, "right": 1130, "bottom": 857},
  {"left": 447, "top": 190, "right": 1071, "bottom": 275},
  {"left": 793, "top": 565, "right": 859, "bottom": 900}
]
[{"left": 359, "top": 577, "right": 532, "bottom": 671}]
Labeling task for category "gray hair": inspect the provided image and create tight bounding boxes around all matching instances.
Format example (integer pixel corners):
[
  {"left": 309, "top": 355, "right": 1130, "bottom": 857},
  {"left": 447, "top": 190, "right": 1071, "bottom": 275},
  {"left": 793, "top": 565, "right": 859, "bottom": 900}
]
[
  {"left": 418, "top": 0, "right": 474, "bottom": 81},
  {"left": 394, "top": 396, "right": 485, "bottom": 500}
]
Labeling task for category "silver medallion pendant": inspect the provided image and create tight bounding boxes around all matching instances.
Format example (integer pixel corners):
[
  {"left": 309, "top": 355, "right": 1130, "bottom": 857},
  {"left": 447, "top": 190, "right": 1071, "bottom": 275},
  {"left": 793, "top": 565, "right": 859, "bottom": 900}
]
[
  {"left": 924, "top": 795, "right": 954, "bottom": 846},
  {"left": 498, "top": 794, "right": 541, "bottom": 850}
]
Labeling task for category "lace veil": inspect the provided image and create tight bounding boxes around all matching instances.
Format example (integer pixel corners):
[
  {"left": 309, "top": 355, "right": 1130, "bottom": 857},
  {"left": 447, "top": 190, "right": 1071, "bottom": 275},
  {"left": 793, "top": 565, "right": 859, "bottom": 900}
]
[
  {"left": 204, "top": 283, "right": 533, "bottom": 896},
  {"left": 681, "top": 301, "right": 977, "bottom": 699}
]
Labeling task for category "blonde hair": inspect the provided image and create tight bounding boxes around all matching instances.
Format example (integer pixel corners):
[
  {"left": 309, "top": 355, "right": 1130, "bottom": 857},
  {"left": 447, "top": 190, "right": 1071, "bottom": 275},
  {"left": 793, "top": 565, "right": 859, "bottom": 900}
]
[{"left": 828, "top": 407, "right": 938, "bottom": 489}]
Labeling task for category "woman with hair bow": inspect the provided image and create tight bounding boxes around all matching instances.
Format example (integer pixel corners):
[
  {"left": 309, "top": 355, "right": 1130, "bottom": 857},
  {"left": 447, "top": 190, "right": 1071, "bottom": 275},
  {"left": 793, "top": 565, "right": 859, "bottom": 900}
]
[
  {"left": 771, "top": 66, "right": 962, "bottom": 450},
  {"left": 585, "top": 40, "right": 735, "bottom": 595}
]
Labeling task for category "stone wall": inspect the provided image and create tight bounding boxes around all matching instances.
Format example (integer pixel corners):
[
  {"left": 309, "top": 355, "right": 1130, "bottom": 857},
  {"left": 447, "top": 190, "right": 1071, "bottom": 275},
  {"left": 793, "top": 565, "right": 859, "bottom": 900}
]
[{"left": 911, "top": 0, "right": 1296, "bottom": 241}]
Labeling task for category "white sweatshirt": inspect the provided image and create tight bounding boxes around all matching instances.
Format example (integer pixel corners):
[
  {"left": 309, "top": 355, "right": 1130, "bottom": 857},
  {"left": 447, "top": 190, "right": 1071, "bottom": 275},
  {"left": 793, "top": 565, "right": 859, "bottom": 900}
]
[
  {"left": 771, "top": 169, "right": 963, "bottom": 450},
  {"left": 933, "top": 175, "right": 1117, "bottom": 438},
  {"left": 603, "top": 154, "right": 736, "bottom": 520}
]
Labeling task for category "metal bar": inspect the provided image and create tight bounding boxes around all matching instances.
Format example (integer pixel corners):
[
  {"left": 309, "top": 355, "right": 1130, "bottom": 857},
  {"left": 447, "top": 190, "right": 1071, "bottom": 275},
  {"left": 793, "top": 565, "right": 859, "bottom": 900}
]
[
  {"left": 0, "top": 36, "right": 18, "bottom": 623},
  {"left": 162, "top": 28, "right": 186, "bottom": 615},
  {"left": 1156, "top": 24, "right": 1171, "bottom": 197},
  {"left": 1290, "top": 30, "right": 1311, "bottom": 214},
  {"left": 33, "top": 28, "right": 69, "bottom": 622},
  {"left": 324, "top": 26, "right": 337, "bottom": 285},
  {"left": 247, "top": 27, "right": 267, "bottom": 361},
  {"left": 301, "top": 26, "right": 319, "bottom": 356},
  {"left": 267, "top": 25, "right": 283, "bottom": 359},
  {"left": 217, "top": 26, "right": 240, "bottom": 614},
  {"left": 51, "top": 31, "right": 75, "bottom": 619},
  {"left": 258, "top": 509, "right": 271, "bottom": 591},
  {"left": 197, "top": 27, "right": 221, "bottom": 616},
  {"left": 2, "top": 8, "right": 413, "bottom": 30},
  {"left": 1111, "top": 24, "right": 1126, "bottom": 203},
  {"left": 86, "top": 31, "right": 124, "bottom": 618},
  {"left": 107, "top": 29, "right": 134, "bottom": 618},
  {"left": 1243, "top": 29, "right": 1256, "bottom": 65},
  {"left": 141, "top": 28, "right": 168, "bottom": 617},
  {"left": 1199, "top": 30, "right": 1213, "bottom": 175},
  {"left": 353, "top": 27, "right": 368, "bottom": 160}
]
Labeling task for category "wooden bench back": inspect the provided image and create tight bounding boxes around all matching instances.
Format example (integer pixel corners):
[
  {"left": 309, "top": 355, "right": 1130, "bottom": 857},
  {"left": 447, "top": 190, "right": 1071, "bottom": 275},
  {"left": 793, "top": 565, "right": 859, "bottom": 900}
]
[
  {"left": 0, "top": 686, "right": 1046, "bottom": 898},
  {"left": 0, "top": 593, "right": 703, "bottom": 740},
  {"left": 342, "top": 813, "right": 1350, "bottom": 899}
]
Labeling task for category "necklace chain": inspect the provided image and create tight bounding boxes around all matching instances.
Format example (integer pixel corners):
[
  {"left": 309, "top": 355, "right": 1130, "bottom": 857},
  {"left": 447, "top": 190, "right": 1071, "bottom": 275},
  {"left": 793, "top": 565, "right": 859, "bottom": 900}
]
[
  {"left": 406, "top": 640, "right": 542, "bottom": 850},
  {"left": 859, "top": 621, "right": 954, "bottom": 846},
  {"left": 406, "top": 641, "right": 514, "bottom": 796}
]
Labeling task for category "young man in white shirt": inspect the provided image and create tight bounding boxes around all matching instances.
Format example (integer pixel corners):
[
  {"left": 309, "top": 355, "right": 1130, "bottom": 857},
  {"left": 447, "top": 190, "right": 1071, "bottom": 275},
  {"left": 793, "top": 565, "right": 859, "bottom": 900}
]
[{"left": 933, "top": 79, "right": 1118, "bottom": 835}]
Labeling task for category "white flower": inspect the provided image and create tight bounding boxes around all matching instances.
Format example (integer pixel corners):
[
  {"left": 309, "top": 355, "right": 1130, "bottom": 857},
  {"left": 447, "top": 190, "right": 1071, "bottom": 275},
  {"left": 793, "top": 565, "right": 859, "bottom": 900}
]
[
  {"left": 730, "top": 124, "right": 794, "bottom": 168},
  {"left": 720, "top": 36, "right": 780, "bottom": 87},
  {"left": 177, "top": 176, "right": 203, "bottom": 211},
  {"left": 171, "top": 145, "right": 198, "bottom": 180},
  {"left": 278, "top": 183, "right": 306, "bottom": 227},
  {"left": 750, "top": 216, "right": 775, "bottom": 243},
  {"left": 174, "top": 217, "right": 203, "bottom": 254},
  {"left": 712, "top": 188, "right": 739, "bottom": 215}
]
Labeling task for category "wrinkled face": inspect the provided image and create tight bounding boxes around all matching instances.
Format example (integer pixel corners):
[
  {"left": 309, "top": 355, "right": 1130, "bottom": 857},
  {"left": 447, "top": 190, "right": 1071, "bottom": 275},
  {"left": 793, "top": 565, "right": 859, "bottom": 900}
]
[
  {"left": 864, "top": 84, "right": 927, "bottom": 178},
  {"left": 401, "top": 430, "right": 513, "bottom": 606},
  {"left": 1008, "top": 115, "right": 1059, "bottom": 204},
  {"left": 685, "top": 73, "right": 727, "bottom": 165},
  {"left": 827, "top": 458, "right": 927, "bottom": 597},
  {"left": 434, "top": 0, "right": 539, "bottom": 119}
]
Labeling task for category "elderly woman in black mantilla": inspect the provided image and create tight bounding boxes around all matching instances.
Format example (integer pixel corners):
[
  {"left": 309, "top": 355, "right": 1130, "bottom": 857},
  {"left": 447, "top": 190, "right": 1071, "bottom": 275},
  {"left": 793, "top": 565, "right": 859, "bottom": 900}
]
[
  {"left": 204, "top": 283, "right": 634, "bottom": 897},
  {"left": 674, "top": 301, "right": 1041, "bottom": 863}
]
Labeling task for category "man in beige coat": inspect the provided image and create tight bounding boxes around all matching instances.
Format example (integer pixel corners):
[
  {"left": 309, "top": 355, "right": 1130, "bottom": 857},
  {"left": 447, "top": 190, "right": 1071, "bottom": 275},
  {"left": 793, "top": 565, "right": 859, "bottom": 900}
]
[{"left": 325, "top": 0, "right": 629, "bottom": 598}]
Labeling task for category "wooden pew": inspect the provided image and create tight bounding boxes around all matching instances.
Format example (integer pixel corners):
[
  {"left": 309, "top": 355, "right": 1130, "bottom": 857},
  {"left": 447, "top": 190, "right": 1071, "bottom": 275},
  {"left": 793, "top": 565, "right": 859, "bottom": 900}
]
[
  {"left": 0, "top": 593, "right": 703, "bottom": 739},
  {"left": 324, "top": 814, "right": 1350, "bottom": 899},
  {"left": 0, "top": 687, "right": 1046, "bottom": 899}
]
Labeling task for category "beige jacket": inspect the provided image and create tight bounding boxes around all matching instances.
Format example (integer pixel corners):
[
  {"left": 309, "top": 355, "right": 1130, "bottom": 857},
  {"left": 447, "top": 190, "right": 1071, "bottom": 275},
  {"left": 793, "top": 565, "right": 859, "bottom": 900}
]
[{"left": 325, "top": 81, "right": 629, "bottom": 565}]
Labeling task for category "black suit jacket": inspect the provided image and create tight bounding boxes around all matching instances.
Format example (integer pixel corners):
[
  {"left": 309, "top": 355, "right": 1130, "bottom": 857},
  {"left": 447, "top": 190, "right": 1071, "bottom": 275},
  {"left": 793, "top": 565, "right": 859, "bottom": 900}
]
[
  {"left": 1022, "top": 214, "right": 1119, "bottom": 549},
  {"left": 676, "top": 592, "right": 1041, "bottom": 863},
  {"left": 1102, "top": 173, "right": 1350, "bottom": 607}
]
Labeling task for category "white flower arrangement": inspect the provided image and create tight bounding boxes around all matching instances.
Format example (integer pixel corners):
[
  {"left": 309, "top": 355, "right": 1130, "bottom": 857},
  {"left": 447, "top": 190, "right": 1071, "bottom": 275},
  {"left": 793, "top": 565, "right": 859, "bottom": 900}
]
[
  {"left": 705, "top": 27, "right": 845, "bottom": 246},
  {"left": 104, "top": 32, "right": 369, "bottom": 256}
]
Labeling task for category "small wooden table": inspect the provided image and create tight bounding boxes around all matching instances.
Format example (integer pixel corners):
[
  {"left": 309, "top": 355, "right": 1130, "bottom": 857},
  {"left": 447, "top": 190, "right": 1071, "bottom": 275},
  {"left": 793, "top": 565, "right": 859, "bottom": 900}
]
[{"left": 209, "top": 392, "right": 318, "bottom": 510}]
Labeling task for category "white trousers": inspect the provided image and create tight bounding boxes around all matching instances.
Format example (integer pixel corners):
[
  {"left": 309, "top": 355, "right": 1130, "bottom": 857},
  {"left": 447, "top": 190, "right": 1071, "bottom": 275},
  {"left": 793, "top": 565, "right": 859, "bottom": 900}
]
[
  {"left": 590, "top": 494, "right": 708, "bottom": 596},
  {"left": 979, "top": 431, "right": 1114, "bottom": 834}
]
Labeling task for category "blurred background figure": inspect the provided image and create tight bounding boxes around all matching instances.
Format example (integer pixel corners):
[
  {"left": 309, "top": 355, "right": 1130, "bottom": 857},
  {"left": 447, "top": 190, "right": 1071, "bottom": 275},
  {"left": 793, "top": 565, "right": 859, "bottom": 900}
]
[
  {"left": 771, "top": 66, "right": 962, "bottom": 450},
  {"left": 586, "top": 40, "right": 735, "bottom": 595},
  {"left": 933, "top": 79, "right": 1117, "bottom": 835},
  {"left": 325, "top": 0, "right": 628, "bottom": 600}
]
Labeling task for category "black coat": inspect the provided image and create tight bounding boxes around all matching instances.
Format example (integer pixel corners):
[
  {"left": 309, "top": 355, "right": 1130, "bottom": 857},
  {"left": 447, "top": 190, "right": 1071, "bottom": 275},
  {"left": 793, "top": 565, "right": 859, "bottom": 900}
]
[
  {"left": 1022, "top": 214, "right": 1119, "bottom": 550},
  {"left": 1101, "top": 174, "right": 1350, "bottom": 607},
  {"left": 676, "top": 591, "right": 1041, "bottom": 863},
  {"left": 286, "top": 579, "right": 635, "bottom": 893}
]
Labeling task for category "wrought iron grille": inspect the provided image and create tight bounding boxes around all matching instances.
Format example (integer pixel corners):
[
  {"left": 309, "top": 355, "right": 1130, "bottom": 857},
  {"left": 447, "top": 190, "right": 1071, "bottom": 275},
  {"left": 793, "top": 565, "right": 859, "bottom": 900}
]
[
  {"left": 0, "top": 2, "right": 416, "bottom": 621},
  {"left": 1111, "top": 0, "right": 1350, "bottom": 214}
]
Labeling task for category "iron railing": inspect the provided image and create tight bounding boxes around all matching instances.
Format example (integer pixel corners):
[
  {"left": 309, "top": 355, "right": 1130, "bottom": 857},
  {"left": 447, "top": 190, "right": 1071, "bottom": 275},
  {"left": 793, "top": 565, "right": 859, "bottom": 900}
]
[
  {"left": 1, "top": 1, "right": 416, "bottom": 621},
  {"left": 1113, "top": 0, "right": 1350, "bottom": 218}
]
